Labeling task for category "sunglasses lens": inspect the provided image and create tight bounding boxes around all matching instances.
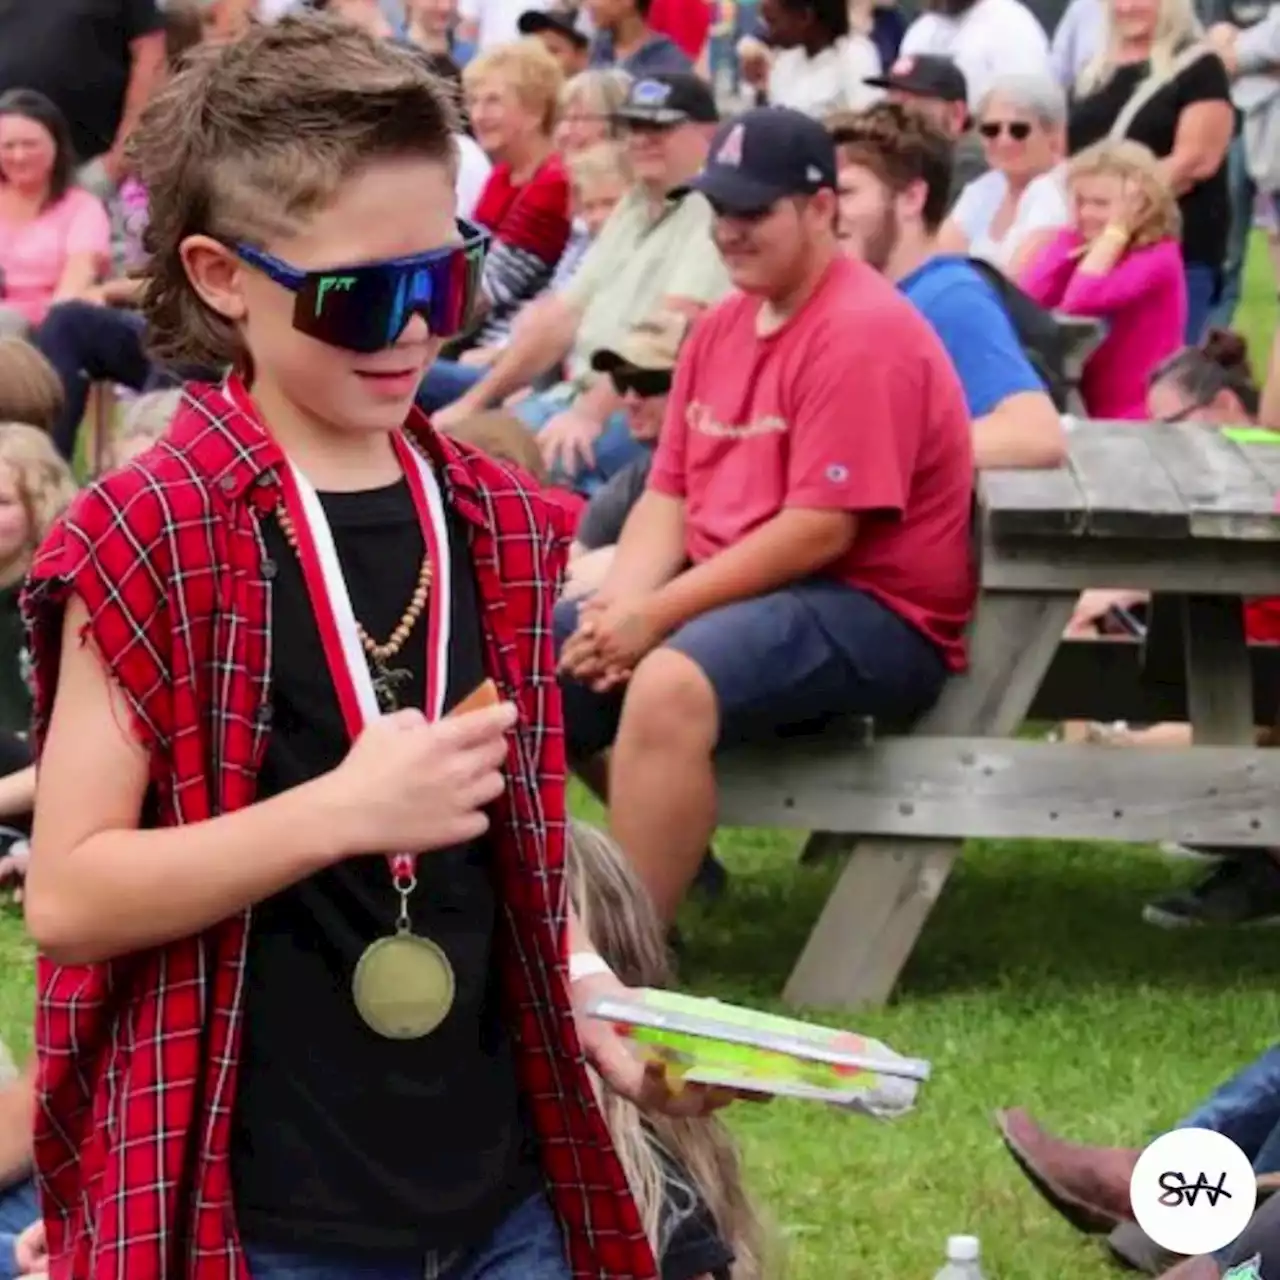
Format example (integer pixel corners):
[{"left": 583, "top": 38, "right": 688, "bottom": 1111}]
[
  {"left": 293, "top": 269, "right": 402, "bottom": 354},
  {"left": 292, "top": 238, "right": 488, "bottom": 353},
  {"left": 1010, "top": 123, "right": 1032, "bottom": 140},
  {"left": 979, "top": 123, "right": 999, "bottom": 138},
  {"left": 611, "top": 369, "right": 672, "bottom": 398}
]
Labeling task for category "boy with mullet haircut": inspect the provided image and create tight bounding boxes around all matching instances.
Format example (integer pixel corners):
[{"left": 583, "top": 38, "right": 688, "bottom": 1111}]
[{"left": 21, "top": 16, "right": 726, "bottom": 1280}]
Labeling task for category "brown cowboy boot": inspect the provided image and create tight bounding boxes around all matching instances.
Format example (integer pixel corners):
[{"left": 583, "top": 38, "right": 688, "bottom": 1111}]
[{"left": 996, "top": 1108, "right": 1140, "bottom": 1234}]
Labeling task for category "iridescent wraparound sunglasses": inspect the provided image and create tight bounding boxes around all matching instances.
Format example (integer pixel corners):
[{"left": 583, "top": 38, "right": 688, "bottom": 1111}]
[{"left": 232, "top": 219, "right": 490, "bottom": 353}]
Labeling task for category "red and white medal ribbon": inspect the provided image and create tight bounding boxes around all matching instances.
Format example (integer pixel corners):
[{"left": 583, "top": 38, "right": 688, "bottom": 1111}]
[{"left": 229, "top": 379, "right": 450, "bottom": 883}]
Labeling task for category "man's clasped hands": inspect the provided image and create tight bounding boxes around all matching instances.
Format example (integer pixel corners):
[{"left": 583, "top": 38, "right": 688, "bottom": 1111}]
[{"left": 557, "top": 590, "right": 668, "bottom": 692}]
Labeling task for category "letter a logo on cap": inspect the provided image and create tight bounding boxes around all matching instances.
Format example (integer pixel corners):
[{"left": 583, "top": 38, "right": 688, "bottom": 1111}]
[{"left": 716, "top": 123, "right": 745, "bottom": 167}]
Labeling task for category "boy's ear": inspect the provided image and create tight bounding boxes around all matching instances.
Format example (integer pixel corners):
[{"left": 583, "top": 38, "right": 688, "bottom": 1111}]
[{"left": 179, "top": 234, "right": 248, "bottom": 323}]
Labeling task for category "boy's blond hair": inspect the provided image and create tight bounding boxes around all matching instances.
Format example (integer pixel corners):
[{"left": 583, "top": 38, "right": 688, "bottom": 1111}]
[
  {"left": 464, "top": 38, "right": 564, "bottom": 137},
  {"left": 567, "top": 140, "right": 631, "bottom": 195},
  {"left": 0, "top": 339, "right": 64, "bottom": 436},
  {"left": 0, "top": 423, "right": 78, "bottom": 580},
  {"left": 566, "top": 821, "right": 770, "bottom": 1279},
  {"left": 130, "top": 14, "right": 460, "bottom": 373},
  {"left": 444, "top": 411, "right": 549, "bottom": 483},
  {"left": 1067, "top": 138, "right": 1182, "bottom": 250}
]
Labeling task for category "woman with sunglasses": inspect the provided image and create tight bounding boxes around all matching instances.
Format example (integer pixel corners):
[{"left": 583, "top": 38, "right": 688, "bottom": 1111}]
[{"left": 937, "top": 71, "right": 1069, "bottom": 274}]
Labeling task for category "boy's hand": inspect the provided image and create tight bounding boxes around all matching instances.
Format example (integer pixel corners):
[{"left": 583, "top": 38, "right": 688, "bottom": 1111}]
[{"left": 324, "top": 704, "right": 517, "bottom": 858}]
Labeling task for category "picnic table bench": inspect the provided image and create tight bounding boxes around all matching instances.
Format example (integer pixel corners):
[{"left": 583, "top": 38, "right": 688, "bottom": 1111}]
[{"left": 716, "top": 419, "right": 1280, "bottom": 1011}]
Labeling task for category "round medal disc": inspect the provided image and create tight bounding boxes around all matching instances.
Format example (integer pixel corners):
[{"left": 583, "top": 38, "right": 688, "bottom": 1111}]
[{"left": 352, "top": 932, "right": 456, "bottom": 1039}]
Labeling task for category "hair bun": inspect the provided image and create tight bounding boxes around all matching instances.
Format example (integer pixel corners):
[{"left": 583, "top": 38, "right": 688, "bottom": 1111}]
[{"left": 1200, "top": 327, "right": 1250, "bottom": 373}]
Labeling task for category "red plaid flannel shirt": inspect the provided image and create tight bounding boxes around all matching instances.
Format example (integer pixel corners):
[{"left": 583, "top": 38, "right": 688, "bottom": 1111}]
[{"left": 22, "top": 383, "right": 656, "bottom": 1280}]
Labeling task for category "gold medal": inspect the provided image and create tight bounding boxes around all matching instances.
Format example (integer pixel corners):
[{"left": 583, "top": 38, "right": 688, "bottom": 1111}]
[{"left": 352, "top": 931, "right": 456, "bottom": 1039}]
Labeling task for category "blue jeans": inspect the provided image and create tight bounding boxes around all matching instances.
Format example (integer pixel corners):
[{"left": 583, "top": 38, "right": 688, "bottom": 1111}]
[
  {"left": 1177, "top": 1042, "right": 1280, "bottom": 1263},
  {"left": 512, "top": 390, "right": 645, "bottom": 497},
  {"left": 1180, "top": 1042, "right": 1280, "bottom": 1173},
  {"left": 1211, "top": 133, "right": 1254, "bottom": 331},
  {"left": 416, "top": 358, "right": 486, "bottom": 413},
  {"left": 555, "top": 580, "right": 949, "bottom": 761},
  {"left": 0, "top": 1176, "right": 41, "bottom": 1280},
  {"left": 1184, "top": 262, "right": 1220, "bottom": 344},
  {"left": 245, "top": 1193, "right": 569, "bottom": 1280}
]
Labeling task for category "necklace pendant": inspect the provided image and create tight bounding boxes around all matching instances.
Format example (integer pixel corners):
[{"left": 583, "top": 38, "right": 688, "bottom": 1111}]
[{"left": 369, "top": 659, "right": 411, "bottom": 713}]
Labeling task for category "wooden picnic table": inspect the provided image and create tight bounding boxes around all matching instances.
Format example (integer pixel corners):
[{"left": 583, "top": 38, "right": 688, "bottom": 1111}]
[{"left": 717, "top": 419, "right": 1280, "bottom": 1011}]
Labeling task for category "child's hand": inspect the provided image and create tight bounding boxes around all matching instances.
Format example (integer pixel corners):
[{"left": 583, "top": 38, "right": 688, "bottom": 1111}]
[
  {"left": 323, "top": 704, "right": 517, "bottom": 858},
  {"left": 573, "top": 970, "right": 740, "bottom": 1119}
]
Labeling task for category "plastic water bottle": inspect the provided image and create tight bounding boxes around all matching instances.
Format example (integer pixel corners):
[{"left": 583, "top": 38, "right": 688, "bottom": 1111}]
[{"left": 933, "top": 1235, "right": 986, "bottom": 1279}]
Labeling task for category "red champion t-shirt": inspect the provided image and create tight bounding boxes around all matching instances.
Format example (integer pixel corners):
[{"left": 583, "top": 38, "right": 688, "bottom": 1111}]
[{"left": 648, "top": 255, "right": 977, "bottom": 670}]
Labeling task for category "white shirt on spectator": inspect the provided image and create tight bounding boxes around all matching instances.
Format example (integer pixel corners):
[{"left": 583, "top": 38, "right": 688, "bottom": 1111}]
[
  {"left": 457, "top": 0, "right": 550, "bottom": 49},
  {"left": 900, "top": 0, "right": 1052, "bottom": 106},
  {"left": 1049, "top": 0, "right": 1105, "bottom": 90},
  {"left": 256, "top": 0, "right": 300, "bottom": 19},
  {"left": 455, "top": 133, "right": 492, "bottom": 222},
  {"left": 950, "top": 166, "right": 1069, "bottom": 269},
  {"left": 768, "top": 35, "right": 884, "bottom": 118}
]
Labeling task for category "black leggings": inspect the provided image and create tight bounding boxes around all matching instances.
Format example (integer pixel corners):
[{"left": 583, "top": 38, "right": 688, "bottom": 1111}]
[{"left": 32, "top": 301, "right": 155, "bottom": 460}]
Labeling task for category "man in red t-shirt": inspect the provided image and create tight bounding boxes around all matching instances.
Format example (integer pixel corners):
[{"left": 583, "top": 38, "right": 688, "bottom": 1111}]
[{"left": 557, "top": 106, "right": 976, "bottom": 921}]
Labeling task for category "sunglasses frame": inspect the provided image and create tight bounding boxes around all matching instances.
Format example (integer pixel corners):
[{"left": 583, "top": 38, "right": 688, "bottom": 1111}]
[
  {"left": 233, "top": 218, "right": 490, "bottom": 347},
  {"left": 978, "top": 120, "right": 1034, "bottom": 141},
  {"left": 609, "top": 367, "right": 674, "bottom": 399}
]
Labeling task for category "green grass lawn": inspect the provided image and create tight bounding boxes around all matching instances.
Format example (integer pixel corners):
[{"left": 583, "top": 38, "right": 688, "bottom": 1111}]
[{"left": 4, "top": 242, "right": 1280, "bottom": 1278}]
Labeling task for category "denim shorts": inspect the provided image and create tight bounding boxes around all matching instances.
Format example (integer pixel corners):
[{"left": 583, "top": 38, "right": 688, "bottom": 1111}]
[
  {"left": 555, "top": 579, "right": 948, "bottom": 760},
  {"left": 244, "top": 1193, "right": 569, "bottom": 1280}
]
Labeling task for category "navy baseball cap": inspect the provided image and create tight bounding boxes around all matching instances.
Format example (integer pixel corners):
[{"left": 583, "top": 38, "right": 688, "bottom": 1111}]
[
  {"left": 692, "top": 107, "right": 838, "bottom": 216},
  {"left": 864, "top": 54, "right": 969, "bottom": 104},
  {"left": 518, "top": 7, "right": 589, "bottom": 48},
  {"left": 615, "top": 73, "right": 720, "bottom": 127}
]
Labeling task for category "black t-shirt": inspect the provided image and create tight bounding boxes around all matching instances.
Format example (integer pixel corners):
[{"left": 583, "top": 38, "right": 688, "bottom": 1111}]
[
  {"left": 576, "top": 453, "right": 653, "bottom": 552},
  {"left": 1067, "top": 52, "right": 1232, "bottom": 268},
  {"left": 231, "top": 479, "right": 539, "bottom": 1257},
  {"left": 0, "top": 585, "right": 31, "bottom": 737},
  {"left": 658, "top": 1147, "right": 735, "bottom": 1280},
  {"left": 0, "top": 0, "right": 162, "bottom": 164}
]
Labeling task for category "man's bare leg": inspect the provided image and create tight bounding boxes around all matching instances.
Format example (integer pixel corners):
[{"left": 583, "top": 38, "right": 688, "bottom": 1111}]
[{"left": 608, "top": 650, "right": 719, "bottom": 922}]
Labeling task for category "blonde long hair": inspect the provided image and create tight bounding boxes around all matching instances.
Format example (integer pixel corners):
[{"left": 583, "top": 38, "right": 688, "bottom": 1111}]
[
  {"left": 1076, "top": 0, "right": 1202, "bottom": 96},
  {"left": 0, "top": 423, "right": 77, "bottom": 585},
  {"left": 566, "top": 821, "right": 770, "bottom": 1280},
  {"left": 1067, "top": 138, "right": 1181, "bottom": 248}
]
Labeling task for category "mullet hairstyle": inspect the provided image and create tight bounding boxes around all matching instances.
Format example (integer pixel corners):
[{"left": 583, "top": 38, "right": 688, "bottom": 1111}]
[
  {"left": 131, "top": 13, "right": 460, "bottom": 372},
  {"left": 827, "top": 102, "right": 953, "bottom": 233}
]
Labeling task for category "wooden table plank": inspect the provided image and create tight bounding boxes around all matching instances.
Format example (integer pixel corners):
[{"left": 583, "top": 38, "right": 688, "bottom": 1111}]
[
  {"left": 1231, "top": 435, "right": 1280, "bottom": 496},
  {"left": 980, "top": 465, "right": 1087, "bottom": 538},
  {"left": 1063, "top": 422, "right": 1189, "bottom": 538},
  {"left": 1145, "top": 422, "right": 1280, "bottom": 540}
]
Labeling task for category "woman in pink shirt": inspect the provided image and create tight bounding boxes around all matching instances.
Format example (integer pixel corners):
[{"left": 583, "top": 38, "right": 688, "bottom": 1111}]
[
  {"left": 0, "top": 90, "right": 110, "bottom": 333},
  {"left": 1019, "top": 139, "right": 1186, "bottom": 420}
]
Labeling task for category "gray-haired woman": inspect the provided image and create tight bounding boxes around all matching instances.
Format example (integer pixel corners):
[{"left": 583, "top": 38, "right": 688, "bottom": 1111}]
[{"left": 937, "top": 70, "right": 1071, "bottom": 274}]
